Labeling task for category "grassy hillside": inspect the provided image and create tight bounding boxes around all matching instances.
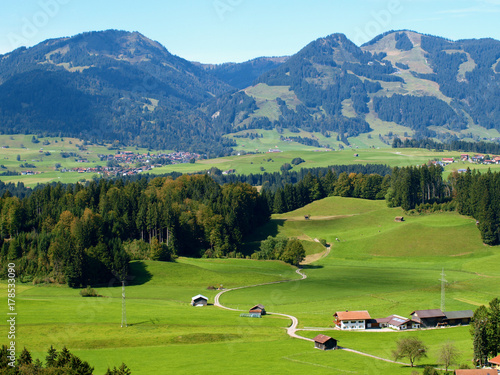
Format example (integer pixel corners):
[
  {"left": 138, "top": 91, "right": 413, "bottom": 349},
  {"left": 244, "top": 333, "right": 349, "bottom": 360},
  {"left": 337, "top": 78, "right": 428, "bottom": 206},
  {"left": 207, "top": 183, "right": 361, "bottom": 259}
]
[
  {"left": 3, "top": 197, "right": 498, "bottom": 373},
  {"left": 2, "top": 133, "right": 500, "bottom": 187}
]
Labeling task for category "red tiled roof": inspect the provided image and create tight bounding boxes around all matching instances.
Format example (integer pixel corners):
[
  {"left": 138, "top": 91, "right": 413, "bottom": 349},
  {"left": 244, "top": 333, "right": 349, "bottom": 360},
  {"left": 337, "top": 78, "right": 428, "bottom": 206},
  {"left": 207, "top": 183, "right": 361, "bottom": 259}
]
[
  {"left": 455, "top": 370, "right": 497, "bottom": 375},
  {"left": 489, "top": 354, "right": 500, "bottom": 365},
  {"left": 335, "top": 310, "right": 371, "bottom": 321}
]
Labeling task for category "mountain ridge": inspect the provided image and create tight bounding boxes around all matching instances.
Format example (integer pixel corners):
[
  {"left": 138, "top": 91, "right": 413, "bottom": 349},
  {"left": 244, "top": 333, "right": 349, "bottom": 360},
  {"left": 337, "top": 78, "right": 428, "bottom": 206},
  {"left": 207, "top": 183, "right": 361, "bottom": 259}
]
[{"left": 0, "top": 29, "right": 499, "bottom": 154}]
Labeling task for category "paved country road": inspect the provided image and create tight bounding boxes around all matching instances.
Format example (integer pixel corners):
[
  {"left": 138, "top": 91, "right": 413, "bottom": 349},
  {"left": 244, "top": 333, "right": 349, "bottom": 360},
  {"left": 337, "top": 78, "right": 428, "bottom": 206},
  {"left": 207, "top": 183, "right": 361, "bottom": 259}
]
[{"left": 213, "top": 267, "right": 410, "bottom": 366}]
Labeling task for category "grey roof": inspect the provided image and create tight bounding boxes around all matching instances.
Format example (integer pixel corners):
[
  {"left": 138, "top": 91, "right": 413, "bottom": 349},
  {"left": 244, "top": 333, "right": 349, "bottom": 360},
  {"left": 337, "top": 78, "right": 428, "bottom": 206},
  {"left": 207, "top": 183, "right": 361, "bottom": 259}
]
[
  {"left": 444, "top": 310, "right": 473, "bottom": 320},
  {"left": 410, "top": 309, "right": 445, "bottom": 318}
]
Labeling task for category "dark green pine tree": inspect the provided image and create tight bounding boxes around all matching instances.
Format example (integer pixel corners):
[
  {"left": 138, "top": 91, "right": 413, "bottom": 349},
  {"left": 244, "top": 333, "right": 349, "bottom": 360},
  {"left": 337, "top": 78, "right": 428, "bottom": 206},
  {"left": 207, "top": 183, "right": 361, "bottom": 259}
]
[
  {"left": 45, "top": 345, "right": 58, "bottom": 367},
  {"left": 55, "top": 346, "right": 72, "bottom": 368},
  {"left": 273, "top": 188, "right": 286, "bottom": 214},
  {"left": 65, "top": 246, "right": 85, "bottom": 288},
  {"left": 17, "top": 347, "right": 32, "bottom": 366},
  {"left": 321, "top": 169, "right": 337, "bottom": 196},
  {"left": 471, "top": 305, "right": 490, "bottom": 367},
  {"left": 488, "top": 298, "right": 500, "bottom": 357}
]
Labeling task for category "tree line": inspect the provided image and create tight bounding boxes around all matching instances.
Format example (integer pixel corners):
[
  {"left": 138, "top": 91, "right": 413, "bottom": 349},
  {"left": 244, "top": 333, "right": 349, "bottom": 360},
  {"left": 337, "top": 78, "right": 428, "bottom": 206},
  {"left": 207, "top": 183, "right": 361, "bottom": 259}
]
[
  {"left": 261, "top": 170, "right": 391, "bottom": 214},
  {"left": 452, "top": 169, "right": 500, "bottom": 245},
  {"left": 393, "top": 137, "right": 500, "bottom": 155},
  {"left": 0, "top": 175, "right": 269, "bottom": 286},
  {"left": 386, "top": 164, "right": 450, "bottom": 211}
]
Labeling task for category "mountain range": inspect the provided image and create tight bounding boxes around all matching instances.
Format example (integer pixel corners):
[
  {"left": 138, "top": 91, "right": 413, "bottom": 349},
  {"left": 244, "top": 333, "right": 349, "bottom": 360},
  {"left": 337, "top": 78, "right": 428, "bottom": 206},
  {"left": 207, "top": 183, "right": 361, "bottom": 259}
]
[{"left": 0, "top": 29, "right": 499, "bottom": 154}]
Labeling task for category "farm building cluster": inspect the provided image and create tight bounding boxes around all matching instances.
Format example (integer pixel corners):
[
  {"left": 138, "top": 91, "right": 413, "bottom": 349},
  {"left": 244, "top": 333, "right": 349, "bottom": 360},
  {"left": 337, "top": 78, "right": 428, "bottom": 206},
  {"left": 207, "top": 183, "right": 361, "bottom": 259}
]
[
  {"left": 431, "top": 154, "right": 500, "bottom": 168},
  {"left": 334, "top": 309, "right": 473, "bottom": 330}
]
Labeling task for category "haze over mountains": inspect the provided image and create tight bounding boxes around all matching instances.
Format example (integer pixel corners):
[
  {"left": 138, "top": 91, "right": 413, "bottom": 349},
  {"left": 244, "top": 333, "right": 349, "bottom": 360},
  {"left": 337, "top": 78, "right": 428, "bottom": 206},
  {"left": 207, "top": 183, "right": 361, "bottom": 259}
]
[{"left": 0, "top": 29, "right": 499, "bottom": 154}]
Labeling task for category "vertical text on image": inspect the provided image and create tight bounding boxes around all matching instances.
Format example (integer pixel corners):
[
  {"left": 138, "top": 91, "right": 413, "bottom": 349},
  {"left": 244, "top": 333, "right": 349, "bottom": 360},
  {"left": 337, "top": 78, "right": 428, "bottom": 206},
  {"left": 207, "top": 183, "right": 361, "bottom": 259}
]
[{"left": 7, "top": 262, "right": 16, "bottom": 368}]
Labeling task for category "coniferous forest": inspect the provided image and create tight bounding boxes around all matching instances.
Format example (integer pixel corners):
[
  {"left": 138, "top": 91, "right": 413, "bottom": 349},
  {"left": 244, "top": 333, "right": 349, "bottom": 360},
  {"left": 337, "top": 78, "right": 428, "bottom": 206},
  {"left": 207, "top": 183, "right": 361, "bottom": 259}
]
[
  {"left": 0, "top": 175, "right": 269, "bottom": 286},
  {"left": 3, "top": 163, "right": 500, "bottom": 286}
]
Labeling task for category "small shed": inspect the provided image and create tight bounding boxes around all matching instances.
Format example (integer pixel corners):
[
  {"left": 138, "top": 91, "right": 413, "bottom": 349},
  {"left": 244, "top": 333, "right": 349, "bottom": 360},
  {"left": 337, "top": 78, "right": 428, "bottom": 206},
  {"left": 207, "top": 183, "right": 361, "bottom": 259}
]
[
  {"left": 313, "top": 334, "right": 338, "bottom": 350},
  {"left": 395, "top": 216, "right": 404, "bottom": 222},
  {"left": 249, "top": 304, "right": 266, "bottom": 315},
  {"left": 191, "top": 294, "right": 208, "bottom": 307}
]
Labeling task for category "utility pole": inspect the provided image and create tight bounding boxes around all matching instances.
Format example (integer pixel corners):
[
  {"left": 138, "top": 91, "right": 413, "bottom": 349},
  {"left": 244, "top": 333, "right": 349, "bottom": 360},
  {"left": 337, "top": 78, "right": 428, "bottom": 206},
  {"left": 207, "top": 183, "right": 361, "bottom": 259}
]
[
  {"left": 440, "top": 268, "right": 447, "bottom": 312},
  {"left": 121, "top": 280, "right": 127, "bottom": 328}
]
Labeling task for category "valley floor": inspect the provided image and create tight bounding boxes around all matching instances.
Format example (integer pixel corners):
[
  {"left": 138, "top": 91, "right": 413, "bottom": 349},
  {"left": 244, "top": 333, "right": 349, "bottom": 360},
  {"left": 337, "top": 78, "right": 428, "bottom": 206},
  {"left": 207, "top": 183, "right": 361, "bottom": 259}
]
[{"left": 2, "top": 196, "right": 498, "bottom": 374}]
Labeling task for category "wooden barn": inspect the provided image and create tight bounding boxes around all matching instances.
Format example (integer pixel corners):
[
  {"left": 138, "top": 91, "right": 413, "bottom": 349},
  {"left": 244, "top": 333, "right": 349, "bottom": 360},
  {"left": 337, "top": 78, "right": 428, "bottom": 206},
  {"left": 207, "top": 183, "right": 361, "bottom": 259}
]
[
  {"left": 191, "top": 294, "right": 208, "bottom": 307},
  {"left": 395, "top": 216, "right": 404, "bottom": 222},
  {"left": 313, "top": 334, "right": 338, "bottom": 350},
  {"left": 249, "top": 304, "right": 266, "bottom": 315},
  {"left": 444, "top": 310, "right": 473, "bottom": 326},
  {"left": 410, "top": 309, "right": 445, "bottom": 328}
]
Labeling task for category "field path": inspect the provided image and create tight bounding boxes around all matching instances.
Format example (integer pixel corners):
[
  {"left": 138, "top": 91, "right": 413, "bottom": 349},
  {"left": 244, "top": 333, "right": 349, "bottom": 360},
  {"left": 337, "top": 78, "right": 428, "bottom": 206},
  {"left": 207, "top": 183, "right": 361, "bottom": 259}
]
[
  {"left": 340, "top": 348, "right": 409, "bottom": 366},
  {"left": 214, "top": 268, "right": 410, "bottom": 366}
]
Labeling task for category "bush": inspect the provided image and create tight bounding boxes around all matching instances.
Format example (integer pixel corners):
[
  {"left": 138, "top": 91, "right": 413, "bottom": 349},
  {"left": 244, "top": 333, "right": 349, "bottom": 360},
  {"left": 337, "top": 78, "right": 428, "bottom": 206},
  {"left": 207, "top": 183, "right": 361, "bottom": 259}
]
[
  {"left": 280, "top": 163, "right": 292, "bottom": 172},
  {"left": 80, "top": 286, "right": 100, "bottom": 297},
  {"left": 291, "top": 157, "right": 305, "bottom": 166}
]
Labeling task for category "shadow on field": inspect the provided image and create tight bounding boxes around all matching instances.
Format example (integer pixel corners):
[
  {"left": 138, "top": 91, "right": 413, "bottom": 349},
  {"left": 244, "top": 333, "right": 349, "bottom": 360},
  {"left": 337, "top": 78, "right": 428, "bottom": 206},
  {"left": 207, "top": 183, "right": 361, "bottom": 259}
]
[
  {"left": 300, "top": 264, "right": 323, "bottom": 270},
  {"left": 128, "top": 261, "right": 153, "bottom": 285},
  {"left": 245, "top": 219, "right": 286, "bottom": 242},
  {"left": 128, "top": 318, "right": 160, "bottom": 326}
]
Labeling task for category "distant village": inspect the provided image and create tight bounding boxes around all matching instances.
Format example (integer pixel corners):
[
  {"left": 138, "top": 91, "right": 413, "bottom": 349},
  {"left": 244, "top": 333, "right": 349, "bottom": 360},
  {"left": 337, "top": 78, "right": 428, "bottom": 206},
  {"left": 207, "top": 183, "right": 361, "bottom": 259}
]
[
  {"left": 433, "top": 153, "right": 500, "bottom": 171},
  {"left": 65, "top": 151, "right": 200, "bottom": 177}
]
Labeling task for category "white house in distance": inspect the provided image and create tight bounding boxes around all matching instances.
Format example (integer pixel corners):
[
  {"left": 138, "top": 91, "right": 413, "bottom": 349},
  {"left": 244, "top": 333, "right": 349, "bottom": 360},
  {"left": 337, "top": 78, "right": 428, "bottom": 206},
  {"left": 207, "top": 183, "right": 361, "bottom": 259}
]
[
  {"left": 334, "top": 310, "right": 371, "bottom": 330},
  {"left": 190, "top": 294, "right": 208, "bottom": 307}
]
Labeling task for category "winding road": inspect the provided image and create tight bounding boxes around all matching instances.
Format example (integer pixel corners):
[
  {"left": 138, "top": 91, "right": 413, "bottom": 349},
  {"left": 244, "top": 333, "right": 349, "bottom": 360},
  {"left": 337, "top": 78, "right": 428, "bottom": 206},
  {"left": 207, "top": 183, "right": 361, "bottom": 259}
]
[{"left": 214, "top": 267, "right": 411, "bottom": 366}]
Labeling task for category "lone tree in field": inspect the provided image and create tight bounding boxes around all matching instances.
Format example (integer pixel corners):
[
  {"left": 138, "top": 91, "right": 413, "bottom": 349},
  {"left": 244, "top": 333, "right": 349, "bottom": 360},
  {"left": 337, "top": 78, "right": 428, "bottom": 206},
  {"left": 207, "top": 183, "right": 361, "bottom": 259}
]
[
  {"left": 438, "top": 341, "right": 461, "bottom": 372},
  {"left": 280, "top": 238, "right": 305, "bottom": 266},
  {"left": 392, "top": 337, "right": 428, "bottom": 367}
]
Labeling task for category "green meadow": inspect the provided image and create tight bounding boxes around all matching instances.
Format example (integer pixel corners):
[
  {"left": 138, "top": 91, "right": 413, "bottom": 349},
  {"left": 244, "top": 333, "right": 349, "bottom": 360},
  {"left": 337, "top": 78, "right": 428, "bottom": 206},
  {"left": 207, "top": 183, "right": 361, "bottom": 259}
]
[
  {"left": 1, "top": 131, "right": 499, "bottom": 187},
  {"left": 151, "top": 148, "right": 499, "bottom": 177},
  {"left": 2, "top": 196, "right": 498, "bottom": 373}
]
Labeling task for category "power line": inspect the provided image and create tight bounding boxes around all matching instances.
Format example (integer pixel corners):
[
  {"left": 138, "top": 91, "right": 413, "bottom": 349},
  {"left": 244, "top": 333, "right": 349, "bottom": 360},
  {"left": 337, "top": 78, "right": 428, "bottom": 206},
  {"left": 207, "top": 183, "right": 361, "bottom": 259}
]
[
  {"left": 121, "top": 280, "right": 127, "bottom": 328},
  {"left": 440, "top": 268, "right": 447, "bottom": 312}
]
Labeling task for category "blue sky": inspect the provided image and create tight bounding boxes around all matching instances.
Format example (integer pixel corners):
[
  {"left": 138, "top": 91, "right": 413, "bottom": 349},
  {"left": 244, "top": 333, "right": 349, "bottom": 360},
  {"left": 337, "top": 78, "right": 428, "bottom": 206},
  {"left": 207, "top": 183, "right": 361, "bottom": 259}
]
[{"left": 1, "top": 0, "right": 500, "bottom": 63}]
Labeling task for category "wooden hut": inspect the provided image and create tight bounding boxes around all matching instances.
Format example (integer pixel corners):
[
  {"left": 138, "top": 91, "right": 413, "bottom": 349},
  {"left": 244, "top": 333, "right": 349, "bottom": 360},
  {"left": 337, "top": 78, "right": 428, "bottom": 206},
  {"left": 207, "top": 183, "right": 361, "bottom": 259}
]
[
  {"left": 395, "top": 216, "right": 404, "bottom": 222},
  {"left": 249, "top": 304, "right": 266, "bottom": 315},
  {"left": 191, "top": 294, "right": 208, "bottom": 307},
  {"left": 313, "top": 334, "right": 337, "bottom": 350}
]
